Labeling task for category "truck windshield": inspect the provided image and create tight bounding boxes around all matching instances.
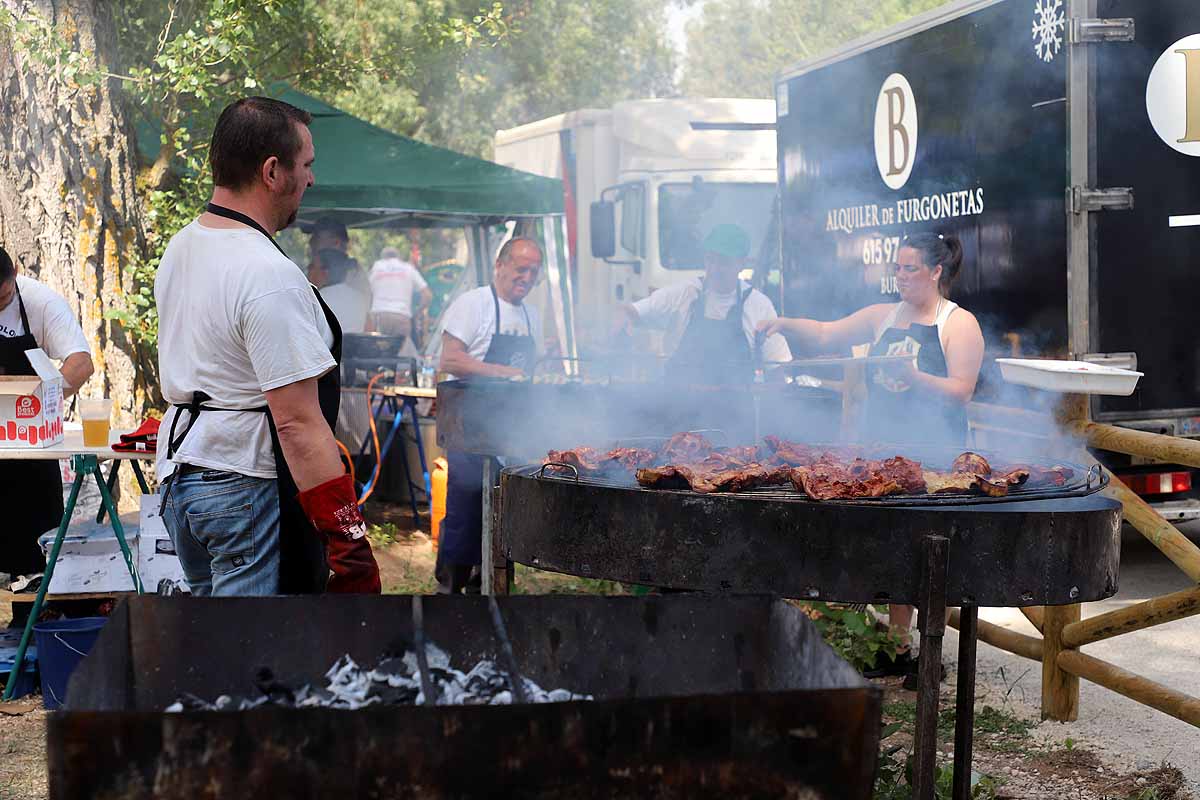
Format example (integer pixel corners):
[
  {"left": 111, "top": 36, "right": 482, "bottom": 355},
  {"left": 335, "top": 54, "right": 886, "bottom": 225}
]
[{"left": 658, "top": 182, "right": 775, "bottom": 270}]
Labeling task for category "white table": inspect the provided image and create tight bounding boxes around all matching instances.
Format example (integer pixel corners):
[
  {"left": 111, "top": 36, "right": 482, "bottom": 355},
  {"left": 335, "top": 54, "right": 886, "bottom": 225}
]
[{"left": 2, "top": 428, "right": 154, "bottom": 701}]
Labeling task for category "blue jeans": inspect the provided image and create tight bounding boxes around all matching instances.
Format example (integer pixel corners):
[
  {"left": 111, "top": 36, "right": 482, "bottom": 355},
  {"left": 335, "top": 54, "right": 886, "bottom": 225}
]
[{"left": 161, "top": 468, "right": 280, "bottom": 596}]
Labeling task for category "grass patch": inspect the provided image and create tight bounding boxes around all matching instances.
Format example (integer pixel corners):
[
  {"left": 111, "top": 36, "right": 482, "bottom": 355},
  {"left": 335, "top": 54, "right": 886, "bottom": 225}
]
[{"left": 883, "top": 700, "right": 1034, "bottom": 755}]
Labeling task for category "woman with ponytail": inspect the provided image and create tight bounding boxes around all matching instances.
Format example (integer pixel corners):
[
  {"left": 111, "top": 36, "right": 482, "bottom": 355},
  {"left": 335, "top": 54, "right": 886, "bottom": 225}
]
[
  {"left": 759, "top": 231, "right": 983, "bottom": 445},
  {"left": 757, "top": 232, "right": 985, "bottom": 684}
]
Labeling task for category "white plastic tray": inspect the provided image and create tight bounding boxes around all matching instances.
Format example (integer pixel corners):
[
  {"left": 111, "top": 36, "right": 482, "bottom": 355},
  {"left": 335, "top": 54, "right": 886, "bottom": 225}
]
[{"left": 995, "top": 358, "right": 1143, "bottom": 396}]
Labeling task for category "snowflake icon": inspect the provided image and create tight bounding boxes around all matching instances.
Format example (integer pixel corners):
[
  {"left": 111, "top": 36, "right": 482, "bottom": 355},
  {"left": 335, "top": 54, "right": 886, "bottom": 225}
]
[{"left": 1032, "top": 0, "right": 1066, "bottom": 63}]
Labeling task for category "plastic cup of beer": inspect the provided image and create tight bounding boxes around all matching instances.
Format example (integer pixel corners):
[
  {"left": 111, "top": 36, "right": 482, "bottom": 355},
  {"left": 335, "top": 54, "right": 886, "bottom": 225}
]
[{"left": 79, "top": 398, "right": 113, "bottom": 447}]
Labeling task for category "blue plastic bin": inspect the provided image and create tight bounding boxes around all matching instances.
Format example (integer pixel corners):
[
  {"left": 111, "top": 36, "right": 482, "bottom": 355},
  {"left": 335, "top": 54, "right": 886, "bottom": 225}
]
[
  {"left": 0, "top": 629, "right": 37, "bottom": 700},
  {"left": 34, "top": 617, "right": 106, "bottom": 709}
]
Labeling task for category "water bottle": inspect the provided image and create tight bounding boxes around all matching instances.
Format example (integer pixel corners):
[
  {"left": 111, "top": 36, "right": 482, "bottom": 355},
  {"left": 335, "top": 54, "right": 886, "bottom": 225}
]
[{"left": 419, "top": 357, "right": 436, "bottom": 389}]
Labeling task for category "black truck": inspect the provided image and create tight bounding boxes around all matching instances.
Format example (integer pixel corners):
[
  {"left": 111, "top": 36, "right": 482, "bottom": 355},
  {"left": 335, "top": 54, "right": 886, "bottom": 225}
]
[{"left": 774, "top": 0, "right": 1200, "bottom": 517}]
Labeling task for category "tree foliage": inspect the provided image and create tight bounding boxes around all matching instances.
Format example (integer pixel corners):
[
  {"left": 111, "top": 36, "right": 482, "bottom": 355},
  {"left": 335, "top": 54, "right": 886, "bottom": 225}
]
[
  {"left": 319, "top": 0, "right": 677, "bottom": 157},
  {"left": 2, "top": 0, "right": 504, "bottom": 347},
  {"left": 682, "top": 0, "right": 945, "bottom": 98}
]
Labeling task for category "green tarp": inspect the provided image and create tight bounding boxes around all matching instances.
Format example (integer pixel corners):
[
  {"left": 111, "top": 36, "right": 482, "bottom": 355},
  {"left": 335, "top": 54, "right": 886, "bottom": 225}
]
[
  {"left": 280, "top": 90, "right": 563, "bottom": 223},
  {"left": 137, "top": 89, "right": 563, "bottom": 223}
]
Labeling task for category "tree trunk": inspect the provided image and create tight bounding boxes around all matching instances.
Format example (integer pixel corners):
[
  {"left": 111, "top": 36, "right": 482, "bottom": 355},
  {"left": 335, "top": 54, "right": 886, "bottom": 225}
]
[{"left": 0, "top": 0, "right": 153, "bottom": 426}]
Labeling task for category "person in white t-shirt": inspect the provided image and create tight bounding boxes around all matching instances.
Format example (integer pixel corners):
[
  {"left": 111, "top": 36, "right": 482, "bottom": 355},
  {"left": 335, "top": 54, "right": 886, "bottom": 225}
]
[
  {"left": 614, "top": 224, "right": 791, "bottom": 383},
  {"left": 0, "top": 245, "right": 94, "bottom": 596},
  {"left": 368, "top": 247, "right": 431, "bottom": 341},
  {"left": 436, "top": 237, "right": 543, "bottom": 593},
  {"left": 313, "top": 249, "right": 370, "bottom": 334},
  {"left": 155, "top": 96, "right": 379, "bottom": 598}
]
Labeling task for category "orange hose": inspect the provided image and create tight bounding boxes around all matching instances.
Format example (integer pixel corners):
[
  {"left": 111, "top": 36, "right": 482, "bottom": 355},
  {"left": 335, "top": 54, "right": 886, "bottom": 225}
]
[
  {"left": 336, "top": 438, "right": 356, "bottom": 486},
  {"left": 357, "top": 371, "right": 386, "bottom": 507}
]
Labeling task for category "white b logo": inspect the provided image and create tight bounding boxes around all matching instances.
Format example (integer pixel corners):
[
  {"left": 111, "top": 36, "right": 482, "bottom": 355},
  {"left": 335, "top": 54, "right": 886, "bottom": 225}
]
[
  {"left": 1146, "top": 34, "right": 1200, "bottom": 157},
  {"left": 875, "top": 74, "right": 918, "bottom": 190}
]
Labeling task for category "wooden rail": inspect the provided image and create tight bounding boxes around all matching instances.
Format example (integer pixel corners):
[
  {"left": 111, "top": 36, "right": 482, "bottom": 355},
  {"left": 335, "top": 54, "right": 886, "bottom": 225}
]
[
  {"left": 1062, "top": 585, "right": 1200, "bottom": 649},
  {"left": 1068, "top": 419, "right": 1200, "bottom": 471},
  {"left": 947, "top": 609, "right": 1042, "bottom": 662},
  {"left": 957, "top": 402, "right": 1200, "bottom": 728},
  {"left": 1057, "top": 650, "right": 1200, "bottom": 727}
]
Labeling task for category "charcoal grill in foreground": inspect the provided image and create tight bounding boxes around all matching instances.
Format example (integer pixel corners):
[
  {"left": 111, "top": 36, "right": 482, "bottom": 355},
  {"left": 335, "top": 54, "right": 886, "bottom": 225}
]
[
  {"left": 498, "top": 458, "right": 1123, "bottom": 800},
  {"left": 52, "top": 594, "right": 880, "bottom": 800}
]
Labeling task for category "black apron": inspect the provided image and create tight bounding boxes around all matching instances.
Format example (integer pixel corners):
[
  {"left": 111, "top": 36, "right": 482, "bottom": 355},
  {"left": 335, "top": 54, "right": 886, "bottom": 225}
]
[
  {"left": 664, "top": 281, "right": 754, "bottom": 385},
  {"left": 439, "top": 287, "right": 536, "bottom": 567},
  {"left": 0, "top": 287, "right": 64, "bottom": 576},
  {"left": 863, "top": 304, "right": 967, "bottom": 447},
  {"left": 162, "top": 203, "right": 342, "bottom": 593}
]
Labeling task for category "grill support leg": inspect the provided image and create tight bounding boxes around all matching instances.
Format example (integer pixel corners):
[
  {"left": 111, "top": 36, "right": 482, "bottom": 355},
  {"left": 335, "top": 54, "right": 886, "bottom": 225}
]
[
  {"left": 912, "top": 535, "right": 949, "bottom": 800},
  {"left": 482, "top": 459, "right": 496, "bottom": 595},
  {"left": 952, "top": 603, "right": 978, "bottom": 800}
]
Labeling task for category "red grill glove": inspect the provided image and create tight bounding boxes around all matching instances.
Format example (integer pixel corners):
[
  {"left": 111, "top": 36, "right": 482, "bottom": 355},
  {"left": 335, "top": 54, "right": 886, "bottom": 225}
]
[{"left": 296, "top": 474, "right": 382, "bottom": 594}]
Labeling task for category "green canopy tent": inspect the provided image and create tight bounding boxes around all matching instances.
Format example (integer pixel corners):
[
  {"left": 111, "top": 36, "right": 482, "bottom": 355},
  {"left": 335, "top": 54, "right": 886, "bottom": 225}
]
[{"left": 137, "top": 89, "right": 575, "bottom": 362}]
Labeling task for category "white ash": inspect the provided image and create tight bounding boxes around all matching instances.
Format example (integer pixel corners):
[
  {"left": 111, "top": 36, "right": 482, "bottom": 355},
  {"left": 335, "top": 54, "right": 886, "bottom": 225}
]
[{"left": 165, "top": 644, "right": 592, "bottom": 712}]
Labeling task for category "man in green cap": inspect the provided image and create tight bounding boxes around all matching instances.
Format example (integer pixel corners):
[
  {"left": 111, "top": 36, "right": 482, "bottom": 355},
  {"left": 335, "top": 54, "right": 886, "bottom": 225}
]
[{"left": 615, "top": 223, "right": 791, "bottom": 384}]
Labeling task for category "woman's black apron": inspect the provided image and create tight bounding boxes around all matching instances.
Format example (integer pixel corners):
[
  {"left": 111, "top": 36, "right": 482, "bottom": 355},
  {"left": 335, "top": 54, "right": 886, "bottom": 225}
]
[
  {"left": 162, "top": 203, "right": 342, "bottom": 593},
  {"left": 439, "top": 287, "right": 536, "bottom": 567},
  {"left": 863, "top": 302, "right": 967, "bottom": 448},
  {"left": 664, "top": 281, "right": 753, "bottom": 386},
  {"left": 0, "top": 287, "right": 64, "bottom": 576}
]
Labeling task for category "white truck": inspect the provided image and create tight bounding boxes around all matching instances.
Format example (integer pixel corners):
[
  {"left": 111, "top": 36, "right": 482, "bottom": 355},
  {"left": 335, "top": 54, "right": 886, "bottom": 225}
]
[{"left": 494, "top": 99, "right": 778, "bottom": 354}]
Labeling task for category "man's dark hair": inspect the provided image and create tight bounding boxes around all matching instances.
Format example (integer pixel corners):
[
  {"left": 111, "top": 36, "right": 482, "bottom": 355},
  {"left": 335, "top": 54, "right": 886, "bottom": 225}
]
[
  {"left": 210, "top": 97, "right": 313, "bottom": 189},
  {"left": 0, "top": 245, "right": 14, "bottom": 283},
  {"left": 309, "top": 217, "right": 349, "bottom": 245}
]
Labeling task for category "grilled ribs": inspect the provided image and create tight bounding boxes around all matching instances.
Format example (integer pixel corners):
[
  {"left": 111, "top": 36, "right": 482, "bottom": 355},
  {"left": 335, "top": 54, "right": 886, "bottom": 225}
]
[
  {"left": 658, "top": 432, "right": 714, "bottom": 464},
  {"left": 636, "top": 464, "right": 791, "bottom": 494},
  {"left": 545, "top": 447, "right": 656, "bottom": 477},
  {"left": 548, "top": 435, "right": 1066, "bottom": 500},
  {"left": 791, "top": 462, "right": 907, "bottom": 501}
]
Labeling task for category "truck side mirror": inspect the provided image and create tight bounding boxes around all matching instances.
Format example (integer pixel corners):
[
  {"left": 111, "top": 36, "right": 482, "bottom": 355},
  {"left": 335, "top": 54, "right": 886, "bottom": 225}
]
[{"left": 590, "top": 201, "right": 616, "bottom": 259}]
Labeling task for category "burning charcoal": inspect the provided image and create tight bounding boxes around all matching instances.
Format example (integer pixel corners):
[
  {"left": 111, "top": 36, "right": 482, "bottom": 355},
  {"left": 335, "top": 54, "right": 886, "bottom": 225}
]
[{"left": 166, "top": 643, "right": 593, "bottom": 711}]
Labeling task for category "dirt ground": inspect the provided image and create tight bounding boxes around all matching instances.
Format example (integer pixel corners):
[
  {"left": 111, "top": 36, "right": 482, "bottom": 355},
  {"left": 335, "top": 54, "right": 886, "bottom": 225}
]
[{"left": 0, "top": 507, "right": 1193, "bottom": 800}]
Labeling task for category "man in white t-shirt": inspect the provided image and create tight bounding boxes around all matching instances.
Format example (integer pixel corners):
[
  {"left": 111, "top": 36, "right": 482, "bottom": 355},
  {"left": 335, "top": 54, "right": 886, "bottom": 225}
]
[
  {"left": 314, "top": 249, "right": 370, "bottom": 334},
  {"left": 0, "top": 245, "right": 94, "bottom": 595},
  {"left": 155, "top": 96, "right": 379, "bottom": 597},
  {"left": 615, "top": 223, "right": 791, "bottom": 383},
  {"left": 368, "top": 247, "right": 432, "bottom": 341},
  {"left": 436, "top": 237, "right": 543, "bottom": 593}
]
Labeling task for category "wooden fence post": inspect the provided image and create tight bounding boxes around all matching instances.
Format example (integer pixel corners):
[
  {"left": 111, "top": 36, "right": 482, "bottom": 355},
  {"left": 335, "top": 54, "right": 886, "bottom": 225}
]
[{"left": 1042, "top": 604, "right": 1082, "bottom": 721}]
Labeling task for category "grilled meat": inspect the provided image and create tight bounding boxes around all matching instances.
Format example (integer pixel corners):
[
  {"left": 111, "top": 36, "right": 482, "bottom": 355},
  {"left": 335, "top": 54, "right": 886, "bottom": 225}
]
[
  {"left": 658, "top": 432, "right": 714, "bottom": 464},
  {"left": 545, "top": 447, "right": 602, "bottom": 473},
  {"left": 951, "top": 452, "right": 992, "bottom": 476},
  {"left": 545, "top": 447, "right": 655, "bottom": 476},
  {"left": 993, "top": 467, "right": 1031, "bottom": 487},
  {"left": 762, "top": 436, "right": 817, "bottom": 467},
  {"left": 604, "top": 447, "right": 658, "bottom": 472},
  {"left": 637, "top": 464, "right": 790, "bottom": 494},
  {"left": 998, "top": 464, "right": 1074, "bottom": 488},
  {"left": 790, "top": 463, "right": 907, "bottom": 501},
  {"left": 923, "top": 471, "right": 980, "bottom": 494},
  {"left": 876, "top": 456, "right": 927, "bottom": 493},
  {"left": 923, "top": 470, "right": 1012, "bottom": 497}
]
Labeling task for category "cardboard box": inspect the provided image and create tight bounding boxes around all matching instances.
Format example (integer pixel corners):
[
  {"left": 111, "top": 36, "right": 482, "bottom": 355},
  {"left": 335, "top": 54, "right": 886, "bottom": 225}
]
[
  {"left": 38, "top": 514, "right": 139, "bottom": 594},
  {"left": 137, "top": 498, "right": 187, "bottom": 592},
  {"left": 0, "top": 348, "right": 63, "bottom": 448}
]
